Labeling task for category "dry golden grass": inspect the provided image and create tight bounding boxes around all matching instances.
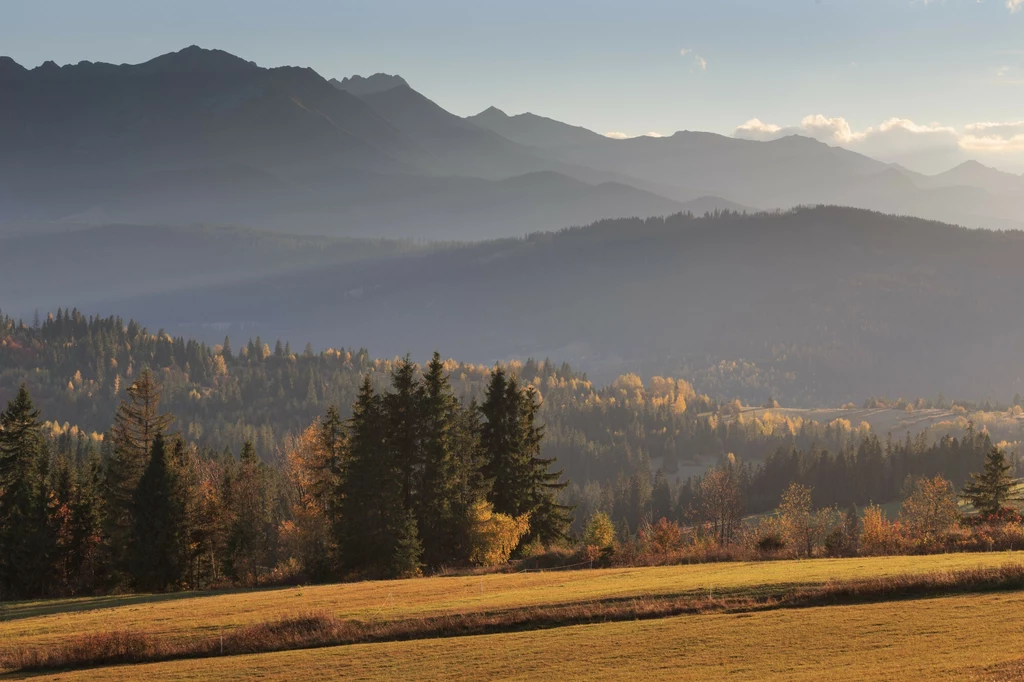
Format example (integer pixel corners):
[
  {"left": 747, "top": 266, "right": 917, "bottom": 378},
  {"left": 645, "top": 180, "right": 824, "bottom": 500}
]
[
  {"left": 17, "top": 590, "right": 1024, "bottom": 681},
  {"left": 13, "top": 564, "right": 1022, "bottom": 673},
  {"left": 3, "top": 551, "right": 1022, "bottom": 657}
]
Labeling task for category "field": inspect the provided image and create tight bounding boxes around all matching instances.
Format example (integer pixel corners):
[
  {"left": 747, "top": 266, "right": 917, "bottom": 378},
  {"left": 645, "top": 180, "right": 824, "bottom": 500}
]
[
  {"left": 4, "top": 552, "right": 1024, "bottom": 680},
  {"left": 19, "top": 591, "right": 1024, "bottom": 681}
]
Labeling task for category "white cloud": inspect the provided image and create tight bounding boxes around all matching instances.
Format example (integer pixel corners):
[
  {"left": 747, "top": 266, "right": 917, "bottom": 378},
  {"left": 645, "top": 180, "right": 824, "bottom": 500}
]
[
  {"left": 680, "top": 48, "right": 707, "bottom": 71},
  {"left": 731, "top": 115, "right": 1024, "bottom": 172},
  {"left": 734, "top": 118, "right": 782, "bottom": 140},
  {"left": 961, "top": 121, "right": 1024, "bottom": 152},
  {"left": 1008, "top": 0, "right": 1023, "bottom": 13},
  {"left": 605, "top": 131, "right": 666, "bottom": 140}
]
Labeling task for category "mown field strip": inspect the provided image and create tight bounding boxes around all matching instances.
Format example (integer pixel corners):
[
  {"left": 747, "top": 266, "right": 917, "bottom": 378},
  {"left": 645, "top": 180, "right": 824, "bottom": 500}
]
[
  {"left": 3, "top": 551, "right": 1022, "bottom": 653},
  {"left": 19, "top": 590, "right": 1024, "bottom": 681}
]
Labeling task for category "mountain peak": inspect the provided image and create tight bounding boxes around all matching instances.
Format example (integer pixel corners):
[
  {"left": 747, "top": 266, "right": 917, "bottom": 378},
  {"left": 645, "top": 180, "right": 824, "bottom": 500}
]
[
  {"left": 139, "top": 45, "right": 257, "bottom": 74},
  {"left": 331, "top": 73, "right": 408, "bottom": 96},
  {"left": 476, "top": 106, "right": 509, "bottom": 119},
  {"left": 0, "top": 56, "right": 27, "bottom": 79}
]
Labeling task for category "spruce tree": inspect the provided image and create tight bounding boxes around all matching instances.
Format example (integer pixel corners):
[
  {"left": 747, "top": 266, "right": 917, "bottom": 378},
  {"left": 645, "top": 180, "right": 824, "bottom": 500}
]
[
  {"left": 103, "top": 369, "right": 174, "bottom": 581},
  {"left": 481, "top": 369, "right": 571, "bottom": 549},
  {"left": 960, "top": 447, "right": 1022, "bottom": 517},
  {"left": 318, "top": 405, "right": 346, "bottom": 531},
  {"left": 0, "top": 385, "right": 48, "bottom": 599},
  {"left": 68, "top": 449, "right": 104, "bottom": 593},
  {"left": 225, "top": 441, "right": 271, "bottom": 585},
  {"left": 339, "top": 376, "right": 421, "bottom": 577},
  {"left": 385, "top": 356, "right": 423, "bottom": 513},
  {"left": 417, "top": 352, "right": 487, "bottom": 567},
  {"left": 129, "top": 433, "right": 185, "bottom": 591}
]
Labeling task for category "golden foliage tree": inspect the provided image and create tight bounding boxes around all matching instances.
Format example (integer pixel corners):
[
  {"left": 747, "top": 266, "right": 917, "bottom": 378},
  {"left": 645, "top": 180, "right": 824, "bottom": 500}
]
[
  {"left": 582, "top": 511, "right": 615, "bottom": 549},
  {"left": 899, "top": 475, "right": 960, "bottom": 544},
  {"left": 468, "top": 500, "right": 530, "bottom": 567}
]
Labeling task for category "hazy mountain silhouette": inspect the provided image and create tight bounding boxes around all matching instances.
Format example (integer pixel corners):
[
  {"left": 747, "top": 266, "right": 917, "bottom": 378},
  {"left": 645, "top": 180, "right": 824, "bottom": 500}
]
[
  {"left": 2, "top": 45, "right": 1023, "bottom": 238},
  {"left": 467, "top": 106, "right": 609, "bottom": 149},
  {"left": 330, "top": 73, "right": 408, "bottom": 96},
  {"left": 95, "top": 206, "right": 1024, "bottom": 404}
]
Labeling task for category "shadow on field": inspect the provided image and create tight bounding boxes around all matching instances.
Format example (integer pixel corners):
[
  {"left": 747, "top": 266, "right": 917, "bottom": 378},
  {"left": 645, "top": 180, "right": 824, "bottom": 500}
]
[{"left": 0, "top": 585, "right": 294, "bottom": 623}]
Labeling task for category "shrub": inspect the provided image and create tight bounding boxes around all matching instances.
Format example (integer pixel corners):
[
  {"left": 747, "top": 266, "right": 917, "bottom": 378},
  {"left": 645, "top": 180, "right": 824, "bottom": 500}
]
[
  {"left": 642, "top": 517, "right": 684, "bottom": 555},
  {"left": 859, "top": 504, "right": 904, "bottom": 556},
  {"left": 468, "top": 500, "right": 530, "bottom": 567}
]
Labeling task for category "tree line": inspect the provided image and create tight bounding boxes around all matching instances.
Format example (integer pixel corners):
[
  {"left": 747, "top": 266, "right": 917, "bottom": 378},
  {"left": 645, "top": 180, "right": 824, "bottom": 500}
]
[{"left": 0, "top": 357, "right": 570, "bottom": 600}]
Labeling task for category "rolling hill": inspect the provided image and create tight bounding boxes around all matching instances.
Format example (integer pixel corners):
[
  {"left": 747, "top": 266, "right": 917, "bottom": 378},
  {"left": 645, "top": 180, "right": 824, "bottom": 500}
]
[{"left": 73, "top": 206, "right": 1024, "bottom": 404}]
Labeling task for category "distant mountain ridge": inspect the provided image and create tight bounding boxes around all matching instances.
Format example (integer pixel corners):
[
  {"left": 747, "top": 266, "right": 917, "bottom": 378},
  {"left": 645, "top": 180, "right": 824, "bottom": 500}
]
[
  {"left": 92, "top": 206, "right": 1024, "bottom": 405},
  {"left": 330, "top": 73, "right": 408, "bottom": 95},
  {"left": 1, "top": 45, "right": 1023, "bottom": 240}
]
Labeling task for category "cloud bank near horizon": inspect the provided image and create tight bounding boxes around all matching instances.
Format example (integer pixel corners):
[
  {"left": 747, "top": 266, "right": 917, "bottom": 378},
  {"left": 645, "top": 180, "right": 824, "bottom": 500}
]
[{"left": 734, "top": 115, "right": 1024, "bottom": 174}]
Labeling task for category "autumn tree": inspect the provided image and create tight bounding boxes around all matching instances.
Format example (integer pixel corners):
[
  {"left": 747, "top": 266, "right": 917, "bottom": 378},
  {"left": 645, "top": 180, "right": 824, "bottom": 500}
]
[
  {"left": 778, "top": 483, "right": 836, "bottom": 558},
  {"left": 281, "top": 415, "right": 339, "bottom": 581},
  {"left": 899, "top": 475, "right": 960, "bottom": 543},
  {"left": 696, "top": 464, "right": 743, "bottom": 546},
  {"left": 582, "top": 511, "right": 615, "bottom": 549},
  {"left": 467, "top": 500, "right": 529, "bottom": 566}
]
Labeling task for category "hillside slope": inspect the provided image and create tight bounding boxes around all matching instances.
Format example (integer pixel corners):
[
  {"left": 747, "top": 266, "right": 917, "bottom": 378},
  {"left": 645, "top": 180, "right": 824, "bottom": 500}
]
[{"left": 102, "top": 206, "right": 1024, "bottom": 403}]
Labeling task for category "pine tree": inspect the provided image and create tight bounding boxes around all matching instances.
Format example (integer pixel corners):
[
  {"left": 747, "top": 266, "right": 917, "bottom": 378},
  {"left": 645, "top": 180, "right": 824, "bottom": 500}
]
[
  {"left": 102, "top": 369, "right": 174, "bottom": 581},
  {"left": 481, "top": 368, "right": 571, "bottom": 549},
  {"left": 225, "top": 441, "right": 271, "bottom": 585},
  {"left": 129, "top": 433, "right": 185, "bottom": 591},
  {"left": 385, "top": 356, "right": 423, "bottom": 513},
  {"left": 960, "top": 447, "right": 1022, "bottom": 517},
  {"left": 417, "top": 352, "right": 486, "bottom": 567},
  {"left": 338, "top": 376, "right": 421, "bottom": 577},
  {"left": 67, "top": 449, "right": 104, "bottom": 593},
  {"left": 0, "top": 385, "right": 49, "bottom": 599},
  {"left": 318, "top": 405, "right": 346, "bottom": 525}
]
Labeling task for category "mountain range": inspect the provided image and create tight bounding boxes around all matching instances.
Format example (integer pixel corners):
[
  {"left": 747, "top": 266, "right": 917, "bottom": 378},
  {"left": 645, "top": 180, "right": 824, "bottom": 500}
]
[
  {"left": 2, "top": 45, "right": 1022, "bottom": 239},
  {"left": 5, "top": 46, "right": 1024, "bottom": 405}
]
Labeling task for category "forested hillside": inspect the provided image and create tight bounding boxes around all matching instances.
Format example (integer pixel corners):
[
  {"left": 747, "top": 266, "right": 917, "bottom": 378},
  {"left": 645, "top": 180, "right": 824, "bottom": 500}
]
[
  {"left": 100, "top": 206, "right": 1024, "bottom": 405},
  {"left": 0, "top": 309, "right": 1018, "bottom": 602},
  {"left": 2, "top": 310, "right": 1015, "bottom": 522}
]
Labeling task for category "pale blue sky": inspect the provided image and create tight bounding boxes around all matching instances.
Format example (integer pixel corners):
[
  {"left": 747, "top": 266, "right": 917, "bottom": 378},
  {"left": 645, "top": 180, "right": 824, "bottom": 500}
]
[{"left": 4, "top": 0, "right": 1024, "bottom": 171}]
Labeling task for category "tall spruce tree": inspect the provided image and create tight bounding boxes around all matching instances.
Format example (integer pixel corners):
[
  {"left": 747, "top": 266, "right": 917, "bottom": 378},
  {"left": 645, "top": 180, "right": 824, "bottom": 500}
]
[
  {"left": 385, "top": 356, "right": 423, "bottom": 513},
  {"left": 338, "top": 376, "right": 421, "bottom": 577},
  {"left": 417, "top": 353, "right": 488, "bottom": 567},
  {"left": 103, "top": 369, "right": 174, "bottom": 581},
  {"left": 0, "top": 385, "right": 49, "bottom": 599},
  {"left": 481, "top": 368, "right": 571, "bottom": 548},
  {"left": 67, "top": 449, "right": 104, "bottom": 593},
  {"left": 960, "top": 447, "right": 1023, "bottom": 516},
  {"left": 129, "top": 433, "right": 185, "bottom": 591},
  {"left": 225, "top": 441, "right": 271, "bottom": 585}
]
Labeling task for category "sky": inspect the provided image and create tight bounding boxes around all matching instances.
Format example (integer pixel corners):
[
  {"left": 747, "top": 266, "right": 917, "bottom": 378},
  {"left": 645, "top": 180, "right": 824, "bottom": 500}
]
[{"left": 4, "top": 0, "right": 1024, "bottom": 173}]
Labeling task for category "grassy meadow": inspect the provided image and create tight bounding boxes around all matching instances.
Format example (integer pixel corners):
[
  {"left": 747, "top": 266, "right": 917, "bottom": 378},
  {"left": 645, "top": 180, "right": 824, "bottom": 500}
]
[
  {"left": 4, "top": 551, "right": 1024, "bottom": 655},
  {"left": 14, "top": 590, "right": 1024, "bottom": 681}
]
